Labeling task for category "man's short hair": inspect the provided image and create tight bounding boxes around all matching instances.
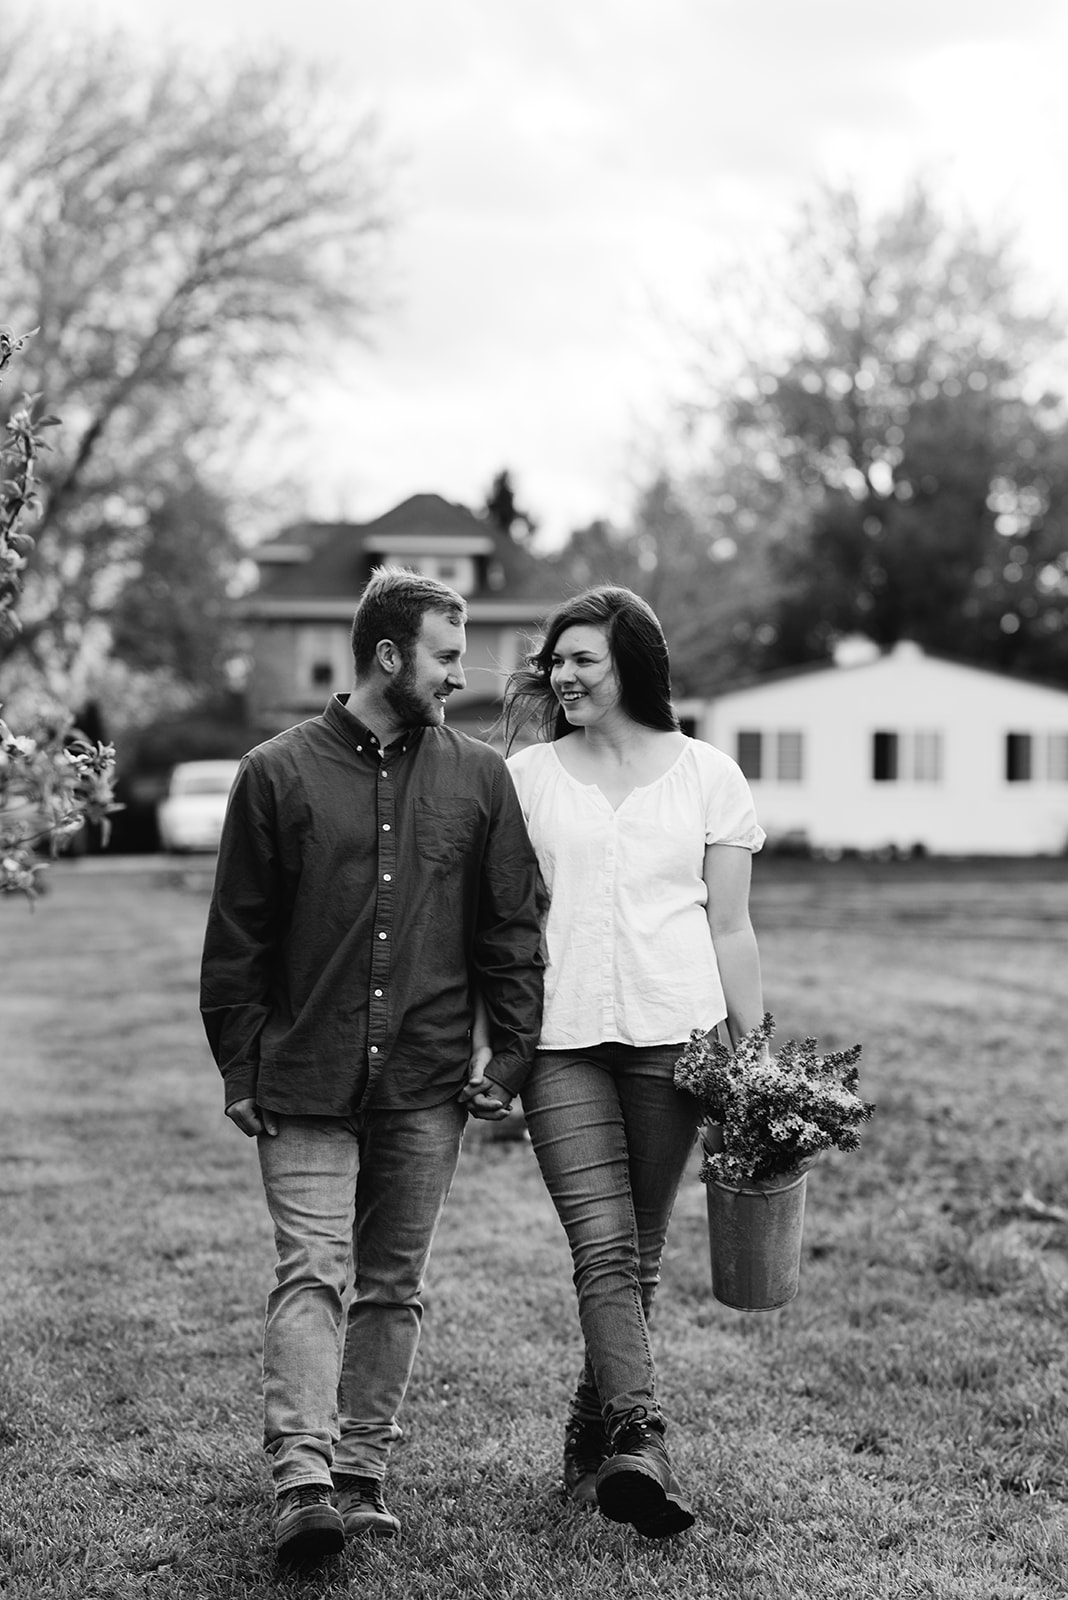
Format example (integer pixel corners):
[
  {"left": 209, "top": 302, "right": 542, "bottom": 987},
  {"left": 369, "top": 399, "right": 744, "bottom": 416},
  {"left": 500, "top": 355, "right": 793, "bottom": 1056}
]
[{"left": 351, "top": 566, "right": 467, "bottom": 674}]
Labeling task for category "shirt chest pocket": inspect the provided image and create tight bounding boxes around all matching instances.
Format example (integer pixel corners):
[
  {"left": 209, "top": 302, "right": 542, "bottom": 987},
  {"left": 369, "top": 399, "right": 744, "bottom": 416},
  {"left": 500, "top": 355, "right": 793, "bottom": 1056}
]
[{"left": 414, "top": 797, "right": 480, "bottom": 867}]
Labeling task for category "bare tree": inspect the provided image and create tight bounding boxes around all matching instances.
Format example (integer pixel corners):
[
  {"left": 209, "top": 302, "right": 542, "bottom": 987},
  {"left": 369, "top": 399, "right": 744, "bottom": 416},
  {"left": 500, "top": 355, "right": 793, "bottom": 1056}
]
[{"left": 0, "top": 21, "right": 392, "bottom": 688}]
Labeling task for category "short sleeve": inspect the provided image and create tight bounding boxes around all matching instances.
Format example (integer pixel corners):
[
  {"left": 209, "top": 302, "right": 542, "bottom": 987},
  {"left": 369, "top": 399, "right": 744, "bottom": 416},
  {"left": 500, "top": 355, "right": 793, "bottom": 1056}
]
[{"left": 697, "top": 744, "right": 766, "bottom": 852}]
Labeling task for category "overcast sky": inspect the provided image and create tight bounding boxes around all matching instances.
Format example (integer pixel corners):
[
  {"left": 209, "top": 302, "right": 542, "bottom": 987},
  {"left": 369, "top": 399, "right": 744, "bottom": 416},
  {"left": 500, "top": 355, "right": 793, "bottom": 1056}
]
[{"left": 36, "top": 0, "right": 1068, "bottom": 543}]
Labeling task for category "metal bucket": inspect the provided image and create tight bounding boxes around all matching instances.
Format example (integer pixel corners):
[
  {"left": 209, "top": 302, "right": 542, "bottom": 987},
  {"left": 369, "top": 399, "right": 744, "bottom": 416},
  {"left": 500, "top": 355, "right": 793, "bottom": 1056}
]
[{"left": 706, "top": 1169, "right": 808, "bottom": 1312}]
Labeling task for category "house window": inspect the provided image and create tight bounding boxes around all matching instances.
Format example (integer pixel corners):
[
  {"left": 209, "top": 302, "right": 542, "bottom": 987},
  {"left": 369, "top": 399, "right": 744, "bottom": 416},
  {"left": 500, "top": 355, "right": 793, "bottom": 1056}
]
[
  {"left": 381, "top": 554, "right": 477, "bottom": 595},
  {"left": 737, "top": 731, "right": 763, "bottom": 780},
  {"left": 1006, "top": 733, "right": 1032, "bottom": 782},
  {"left": 1048, "top": 734, "right": 1068, "bottom": 782},
  {"left": 873, "top": 731, "right": 899, "bottom": 782},
  {"left": 873, "top": 730, "right": 943, "bottom": 782},
  {"left": 776, "top": 731, "right": 803, "bottom": 782},
  {"left": 912, "top": 731, "right": 943, "bottom": 782},
  {"left": 1005, "top": 731, "right": 1068, "bottom": 782},
  {"left": 736, "top": 730, "right": 803, "bottom": 782},
  {"left": 311, "top": 661, "right": 334, "bottom": 687}
]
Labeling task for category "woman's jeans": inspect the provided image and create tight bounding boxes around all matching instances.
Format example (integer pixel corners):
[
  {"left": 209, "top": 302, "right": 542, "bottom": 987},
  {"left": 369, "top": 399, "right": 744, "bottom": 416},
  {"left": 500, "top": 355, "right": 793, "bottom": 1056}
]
[
  {"left": 522, "top": 1042, "right": 701, "bottom": 1430},
  {"left": 256, "top": 1101, "right": 465, "bottom": 1493}
]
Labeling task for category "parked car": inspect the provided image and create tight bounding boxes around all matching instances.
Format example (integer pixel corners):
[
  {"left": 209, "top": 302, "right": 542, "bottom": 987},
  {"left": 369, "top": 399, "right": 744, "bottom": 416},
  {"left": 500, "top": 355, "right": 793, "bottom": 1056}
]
[{"left": 157, "top": 759, "right": 241, "bottom": 853}]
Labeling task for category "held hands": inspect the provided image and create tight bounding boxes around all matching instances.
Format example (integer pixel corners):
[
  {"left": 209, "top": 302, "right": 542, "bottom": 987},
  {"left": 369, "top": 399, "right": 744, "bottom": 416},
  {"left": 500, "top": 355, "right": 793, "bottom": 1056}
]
[
  {"left": 459, "top": 1044, "right": 515, "bottom": 1121},
  {"left": 225, "top": 1097, "right": 279, "bottom": 1138},
  {"left": 227, "top": 1066, "right": 518, "bottom": 1131}
]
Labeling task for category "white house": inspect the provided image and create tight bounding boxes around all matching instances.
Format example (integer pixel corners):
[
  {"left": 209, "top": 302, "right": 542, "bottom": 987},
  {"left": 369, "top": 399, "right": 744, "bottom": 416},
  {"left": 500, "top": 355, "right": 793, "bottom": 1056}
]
[{"left": 680, "top": 642, "right": 1068, "bottom": 857}]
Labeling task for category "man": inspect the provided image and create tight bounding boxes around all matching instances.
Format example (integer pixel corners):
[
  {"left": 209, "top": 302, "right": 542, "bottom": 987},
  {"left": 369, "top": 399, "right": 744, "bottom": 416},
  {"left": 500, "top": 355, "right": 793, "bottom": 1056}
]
[{"left": 200, "top": 568, "right": 543, "bottom": 1569}]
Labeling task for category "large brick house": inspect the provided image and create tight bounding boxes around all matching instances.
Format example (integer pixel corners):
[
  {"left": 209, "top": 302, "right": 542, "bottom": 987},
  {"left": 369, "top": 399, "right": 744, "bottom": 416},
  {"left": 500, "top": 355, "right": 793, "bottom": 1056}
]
[{"left": 240, "top": 493, "right": 562, "bottom": 742}]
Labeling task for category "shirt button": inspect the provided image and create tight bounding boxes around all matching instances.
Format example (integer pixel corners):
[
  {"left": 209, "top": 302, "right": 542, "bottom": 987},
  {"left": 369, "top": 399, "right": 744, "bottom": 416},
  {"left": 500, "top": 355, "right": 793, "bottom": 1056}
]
[
  {"left": 378, "top": 931, "right": 387, "bottom": 940},
  {"left": 356, "top": 745, "right": 362, "bottom": 752},
  {"left": 374, "top": 988, "right": 383, "bottom": 997},
  {"left": 383, "top": 873, "right": 392, "bottom": 882},
  {"left": 382, "top": 823, "right": 391, "bottom": 831},
  {"left": 381, "top": 770, "right": 388, "bottom": 778},
  {"left": 370, "top": 1046, "right": 378, "bottom": 1054}
]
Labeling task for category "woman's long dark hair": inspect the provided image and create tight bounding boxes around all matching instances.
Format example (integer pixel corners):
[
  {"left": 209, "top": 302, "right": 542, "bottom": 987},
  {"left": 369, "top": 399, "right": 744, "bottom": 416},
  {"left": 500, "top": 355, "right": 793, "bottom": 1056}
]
[{"left": 501, "top": 585, "right": 679, "bottom": 748}]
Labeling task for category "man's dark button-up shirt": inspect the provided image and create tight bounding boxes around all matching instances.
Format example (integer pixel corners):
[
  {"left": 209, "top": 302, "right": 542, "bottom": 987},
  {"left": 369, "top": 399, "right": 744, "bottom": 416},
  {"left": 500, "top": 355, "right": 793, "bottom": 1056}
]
[{"left": 200, "top": 695, "right": 544, "bottom": 1116}]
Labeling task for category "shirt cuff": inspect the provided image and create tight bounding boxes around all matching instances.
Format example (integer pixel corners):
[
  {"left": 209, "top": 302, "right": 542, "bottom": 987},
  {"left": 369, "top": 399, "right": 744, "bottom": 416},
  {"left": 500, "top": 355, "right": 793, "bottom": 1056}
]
[
  {"left": 487, "top": 1052, "right": 532, "bottom": 1100},
  {"left": 222, "top": 1063, "right": 258, "bottom": 1109}
]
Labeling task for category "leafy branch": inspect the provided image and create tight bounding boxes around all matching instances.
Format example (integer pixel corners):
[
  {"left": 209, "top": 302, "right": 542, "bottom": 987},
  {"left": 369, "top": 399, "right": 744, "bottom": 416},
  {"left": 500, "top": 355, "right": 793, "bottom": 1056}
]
[
  {"left": 0, "top": 326, "right": 59, "bottom": 637},
  {"left": 1, "top": 324, "right": 119, "bottom": 900}
]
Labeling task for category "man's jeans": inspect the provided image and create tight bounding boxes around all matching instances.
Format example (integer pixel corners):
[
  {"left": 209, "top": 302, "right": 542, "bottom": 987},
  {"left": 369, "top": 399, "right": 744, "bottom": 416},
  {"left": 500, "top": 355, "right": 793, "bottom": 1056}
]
[
  {"left": 256, "top": 1101, "right": 466, "bottom": 1493},
  {"left": 522, "top": 1043, "right": 701, "bottom": 1429}
]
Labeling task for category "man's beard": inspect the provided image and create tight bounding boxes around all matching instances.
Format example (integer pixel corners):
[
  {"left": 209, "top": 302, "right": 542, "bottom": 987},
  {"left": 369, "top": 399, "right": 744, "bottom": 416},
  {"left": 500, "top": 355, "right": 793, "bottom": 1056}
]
[{"left": 383, "top": 662, "right": 443, "bottom": 728}]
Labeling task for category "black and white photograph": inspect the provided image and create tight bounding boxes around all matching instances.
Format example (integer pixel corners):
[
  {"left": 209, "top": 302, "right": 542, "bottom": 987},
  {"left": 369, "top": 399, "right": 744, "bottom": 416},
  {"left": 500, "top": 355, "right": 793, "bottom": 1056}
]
[{"left": 1, "top": 4, "right": 1066, "bottom": 1597}]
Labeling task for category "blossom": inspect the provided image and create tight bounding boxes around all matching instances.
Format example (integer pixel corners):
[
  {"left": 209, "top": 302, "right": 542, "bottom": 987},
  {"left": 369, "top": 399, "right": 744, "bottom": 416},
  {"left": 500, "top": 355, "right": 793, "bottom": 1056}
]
[
  {"left": 674, "top": 1013, "right": 872, "bottom": 1187},
  {"left": 0, "top": 847, "right": 43, "bottom": 898},
  {"left": 0, "top": 707, "right": 119, "bottom": 899}
]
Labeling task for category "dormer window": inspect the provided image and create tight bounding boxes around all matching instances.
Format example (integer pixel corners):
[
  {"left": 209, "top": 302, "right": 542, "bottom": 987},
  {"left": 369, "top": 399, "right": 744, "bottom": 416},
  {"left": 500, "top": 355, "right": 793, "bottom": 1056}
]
[
  {"left": 368, "top": 530, "right": 493, "bottom": 599},
  {"left": 379, "top": 553, "right": 477, "bottom": 595}
]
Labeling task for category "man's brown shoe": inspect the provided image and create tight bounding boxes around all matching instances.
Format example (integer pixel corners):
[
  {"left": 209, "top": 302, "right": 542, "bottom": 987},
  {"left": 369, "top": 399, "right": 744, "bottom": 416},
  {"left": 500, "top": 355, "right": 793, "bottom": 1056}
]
[{"left": 275, "top": 1483, "right": 345, "bottom": 1567}]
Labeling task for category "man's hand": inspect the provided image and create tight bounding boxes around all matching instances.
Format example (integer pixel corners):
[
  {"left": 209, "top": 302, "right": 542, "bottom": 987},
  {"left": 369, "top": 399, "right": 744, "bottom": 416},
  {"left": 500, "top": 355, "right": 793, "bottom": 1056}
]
[
  {"left": 459, "top": 1065, "right": 515, "bottom": 1122},
  {"left": 225, "top": 1098, "right": 279, "bottom": 1138}
]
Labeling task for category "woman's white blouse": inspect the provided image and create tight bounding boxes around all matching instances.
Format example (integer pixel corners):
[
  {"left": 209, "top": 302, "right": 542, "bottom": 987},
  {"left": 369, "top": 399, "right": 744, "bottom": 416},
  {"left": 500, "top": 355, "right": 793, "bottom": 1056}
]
[{"left": 506, "top": 737, "right": 765, "bottom": 1050}]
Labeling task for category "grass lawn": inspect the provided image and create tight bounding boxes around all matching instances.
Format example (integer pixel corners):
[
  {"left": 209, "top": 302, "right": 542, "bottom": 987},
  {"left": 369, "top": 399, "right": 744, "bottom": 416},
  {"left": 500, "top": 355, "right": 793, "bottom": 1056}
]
[{"left": 1, "top": 855, "right": 1066, "bottom": 1599}]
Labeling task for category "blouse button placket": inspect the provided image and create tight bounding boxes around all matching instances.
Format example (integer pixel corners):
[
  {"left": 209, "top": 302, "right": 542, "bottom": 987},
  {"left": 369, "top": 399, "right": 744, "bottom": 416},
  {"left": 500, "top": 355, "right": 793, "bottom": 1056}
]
[{"left": 601, "top": 815, "right": 618, "bottom": 1035}]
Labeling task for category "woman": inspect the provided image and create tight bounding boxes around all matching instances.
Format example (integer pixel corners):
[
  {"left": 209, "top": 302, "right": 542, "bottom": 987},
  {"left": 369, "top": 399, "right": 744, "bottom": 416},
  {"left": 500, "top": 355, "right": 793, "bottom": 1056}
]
[{"left": 495, "top": 586, "right": 766, "bottom": 1539}]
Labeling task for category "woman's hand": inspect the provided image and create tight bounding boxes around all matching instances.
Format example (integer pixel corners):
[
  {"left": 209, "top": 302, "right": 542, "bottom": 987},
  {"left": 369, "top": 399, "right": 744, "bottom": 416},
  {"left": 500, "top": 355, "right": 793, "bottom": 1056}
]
[{"left": 467, "top": 1042, "right": 493, "bottom": 1083}]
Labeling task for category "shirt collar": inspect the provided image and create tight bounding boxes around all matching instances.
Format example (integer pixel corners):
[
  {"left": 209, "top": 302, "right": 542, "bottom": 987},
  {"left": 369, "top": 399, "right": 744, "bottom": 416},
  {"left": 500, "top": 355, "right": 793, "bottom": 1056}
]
[{"left": 327, "top": 693, "right": 420, "bottom": 758}]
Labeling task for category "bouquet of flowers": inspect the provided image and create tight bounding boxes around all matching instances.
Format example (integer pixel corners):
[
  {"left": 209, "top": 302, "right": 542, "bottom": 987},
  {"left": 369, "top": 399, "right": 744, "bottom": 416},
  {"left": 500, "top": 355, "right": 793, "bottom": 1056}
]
[{"left": 674, "top": 1014, "right": 873, "bottom": 1189}]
